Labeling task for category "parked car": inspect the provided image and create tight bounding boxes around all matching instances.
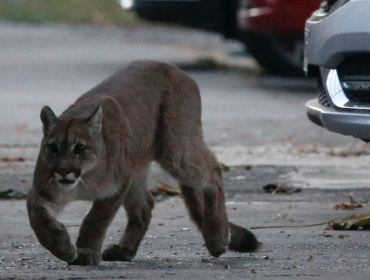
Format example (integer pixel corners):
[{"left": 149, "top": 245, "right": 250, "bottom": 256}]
[
  {"left": 120, "top": 0, "right": 321, "bottom": 76},
  {"left": 237, "top": 0, "right": 321, "bottom": 76},
  {"left": 305, "top": 0, "right": 370, "bottom": 141}
]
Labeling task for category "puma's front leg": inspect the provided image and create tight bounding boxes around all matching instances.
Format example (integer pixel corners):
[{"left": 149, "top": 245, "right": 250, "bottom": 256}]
[
  {"left": 27, "top": 189, "right": 77, "bottom": 263},
  {"left": 70, "top": 193, "right": 124, "bottom": 266},
  {"left": 102, "top": 176, "right": 155, "bottom": 262}
]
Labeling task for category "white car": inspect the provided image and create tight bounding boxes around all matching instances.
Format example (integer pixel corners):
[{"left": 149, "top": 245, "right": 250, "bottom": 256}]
[{"left": 305, "top": 0, "right": 370, "bottom": 141}]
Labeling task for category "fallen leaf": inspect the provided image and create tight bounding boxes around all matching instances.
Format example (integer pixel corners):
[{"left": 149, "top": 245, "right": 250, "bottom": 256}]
[
  {"left": 263, "top": 184, "right": 279, "bottom": 193},
  {"left": 308, "top": 255, "right": 313, "bottom": 261},
  {"left": 251, "top": 269, "right": 257, "bottom": 274},
  {"left": 150, "top": 181, "right": 180, "bottom": 196},
  {"left": 16, "top": 125, "right": 27, "bottom": 131},
  {"left": 220, "top": 163, "right": 230, "bottom": 172},
  {"left": 281, "top": 134, "right": 295, "bottom": 142},
  {"left": 263, "top": 182, "right": 302, "bottom": 194},
  {"left": 329, "top": 212, "right": 370, "bottom": 230},
  {"left": 0, "top": 189, "right": 27, "bottom": 200},
  {"left": 320, "top": 232, "right": 333, "bottom": 237},
  {"left": 2, "top": 157, "right": 25, "bottom": 162},
  {"left": 333, "top": 196, "right": 362, "bottom": 210},
  {"left": 224, "top": 264, "right": 230, "bottom": 269},
  {"left": 334, "top": 151, "right": 370, "bottom": 157},
  {"left": 245, "top": 165, "right": 253, "bottom": 171},
  {"left": 334, "top": 203, "right": 362, "bottom": 210},
  {"left": 295, "top": 146, "right": 305, "bottom": 153}
]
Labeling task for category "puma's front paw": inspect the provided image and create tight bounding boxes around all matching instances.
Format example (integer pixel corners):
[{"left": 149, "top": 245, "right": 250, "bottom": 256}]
[
  {"left": 102, "top": 245, "right": 136, "bottom": 261},
  {"left": 228, "top": 223, "right": 262, "bottom": 253},
  {"left": 68, "top": 248, "right": 102, "bottom": 266},
  {"left": 41, "top": 237, "right": 77, "bottom": 263}
]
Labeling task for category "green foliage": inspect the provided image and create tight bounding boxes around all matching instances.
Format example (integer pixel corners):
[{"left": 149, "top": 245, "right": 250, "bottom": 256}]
[{"left": 0, "top": 0, "right": 138, "bottom": 25}]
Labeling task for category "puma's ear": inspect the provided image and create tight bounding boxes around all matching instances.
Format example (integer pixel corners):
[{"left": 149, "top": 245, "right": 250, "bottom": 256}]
[
  {"left": 40, "top": 106, "right": 58, "bottom": 136},
  {"left": 87, "top": 105, "right": 103, "bottom": 132}
]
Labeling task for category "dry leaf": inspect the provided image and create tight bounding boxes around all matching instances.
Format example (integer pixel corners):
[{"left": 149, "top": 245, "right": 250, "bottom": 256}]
[
  {"left": 281, "top": 134, "right": 295, "bottom": 142},
  {"left": 220, "top": 163, "right": 230, "bottom": 172},
  {"left": 2, "top": 157, "right": 25, "bottom": 162},
  {"left": 150, "top": 181, "right": 180, "bottom": 196},
  {"left": 16, "top": 125, "right": 27, "bottom": 131},
  {"left": 263, "top": 183, "right": 302, "bottom": 194},
  {"left": 333, "top": 196, "right": 362, "bottom": 210},
  {"left": 0, "top": 189, "right": 27, "bottom": 200},
  {"left": 329, "top": 212, "right": 370, "bottom": 230}
]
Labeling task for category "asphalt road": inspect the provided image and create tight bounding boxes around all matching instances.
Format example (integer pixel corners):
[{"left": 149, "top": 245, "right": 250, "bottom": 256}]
[{"left": 1, "top": 22, "right": 370, "bottom": 279}]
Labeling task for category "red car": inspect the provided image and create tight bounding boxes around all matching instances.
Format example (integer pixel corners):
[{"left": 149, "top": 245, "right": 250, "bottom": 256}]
[
  {"left": 238, "top": 0, "right": 322, "bottom": 76},
  {"left": 126, "top": 0, "right": 322, "bottom": 76}
]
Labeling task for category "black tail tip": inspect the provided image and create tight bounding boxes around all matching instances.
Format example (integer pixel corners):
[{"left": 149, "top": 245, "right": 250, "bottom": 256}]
[{"left": 228, "top": 223, "right": 262, "bottom": 253}]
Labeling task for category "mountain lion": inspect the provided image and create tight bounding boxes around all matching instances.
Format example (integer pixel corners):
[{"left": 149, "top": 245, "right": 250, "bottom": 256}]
[{"left": 27, "top": 60, "right": 261, "bottom": 265}]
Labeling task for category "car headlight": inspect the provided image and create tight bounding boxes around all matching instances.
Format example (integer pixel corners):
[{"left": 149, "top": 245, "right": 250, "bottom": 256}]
[{"left": 309, "top": 0, "right": 351, "bottom": 22}]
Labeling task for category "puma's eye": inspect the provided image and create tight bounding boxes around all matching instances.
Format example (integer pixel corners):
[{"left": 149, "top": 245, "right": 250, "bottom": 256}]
[
  {"left": 48, "top": 143, "right": 58, "bottom": 154},
  {"left": 74, "top": 144, "right": 85, "bottom": 154}
]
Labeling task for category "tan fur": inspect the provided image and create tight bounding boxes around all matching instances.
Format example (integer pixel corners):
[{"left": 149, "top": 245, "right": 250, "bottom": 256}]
[{"left": 27, "top": 60, "right": 261, "bottom": 265}]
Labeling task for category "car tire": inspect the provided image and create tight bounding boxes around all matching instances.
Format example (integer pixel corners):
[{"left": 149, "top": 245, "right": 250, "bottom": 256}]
[{"left": 240, "top": 31, "right": 305, "bottom": 76}]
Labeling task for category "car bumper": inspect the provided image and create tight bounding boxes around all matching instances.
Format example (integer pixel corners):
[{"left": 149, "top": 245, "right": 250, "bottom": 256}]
[
  {"left": 306, "top": 99, "right": 370, "bottom": 140},
  {"left": 305, "top": 0, "right": 370, "bottom": 69}
]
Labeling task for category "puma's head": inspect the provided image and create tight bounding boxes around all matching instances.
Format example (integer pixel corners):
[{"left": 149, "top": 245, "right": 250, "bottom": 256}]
[{"left": 40, "top": 105, "right": 104, "bottom": 191}]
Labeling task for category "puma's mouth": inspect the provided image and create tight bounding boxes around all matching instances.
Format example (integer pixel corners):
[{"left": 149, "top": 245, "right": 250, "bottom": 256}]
[
  {"left": 55, "top": 171, "right": 80, "bottom": 190},
  {"left": 58, "top": 179, "right": 76, "bottom": 185}
]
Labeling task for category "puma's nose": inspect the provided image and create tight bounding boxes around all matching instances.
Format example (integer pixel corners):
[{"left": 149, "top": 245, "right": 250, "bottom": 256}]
[
  {"left": 55, "top": 169, "right": 80, "bottom": 187},
  {"left": 57, "top": 168, "right": 72, "bottom": 177}
]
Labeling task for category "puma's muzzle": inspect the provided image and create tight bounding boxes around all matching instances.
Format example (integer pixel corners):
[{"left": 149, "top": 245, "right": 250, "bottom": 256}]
[{"left": 55, "top": 171, "right": 81, "bottom": 190}]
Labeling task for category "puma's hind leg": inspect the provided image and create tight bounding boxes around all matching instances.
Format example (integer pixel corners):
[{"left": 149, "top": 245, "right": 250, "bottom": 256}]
[
  {"left": 102, "top": 174, "right": 154, "bottom": 262},
  {"left": 159, "top": 145, "right": 261, "bottom": 257},
  {"left": 158, "top": 144, "right": 229, "bottom": 257}
]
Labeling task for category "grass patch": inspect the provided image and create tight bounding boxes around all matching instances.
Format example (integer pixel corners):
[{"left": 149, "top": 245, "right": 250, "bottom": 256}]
[{"left": 0, "top": 0, "right": 138, "bottom": 25}]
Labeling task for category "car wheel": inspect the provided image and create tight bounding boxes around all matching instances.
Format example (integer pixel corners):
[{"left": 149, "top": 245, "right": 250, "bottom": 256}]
[{"left": 240, "top": 31, "right": 305, "bottom": 76}]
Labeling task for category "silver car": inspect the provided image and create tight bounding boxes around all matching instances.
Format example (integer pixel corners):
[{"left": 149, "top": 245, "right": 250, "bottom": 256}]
[{"left": 305, "top": 0, "right": 370, "bottom": 141}]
